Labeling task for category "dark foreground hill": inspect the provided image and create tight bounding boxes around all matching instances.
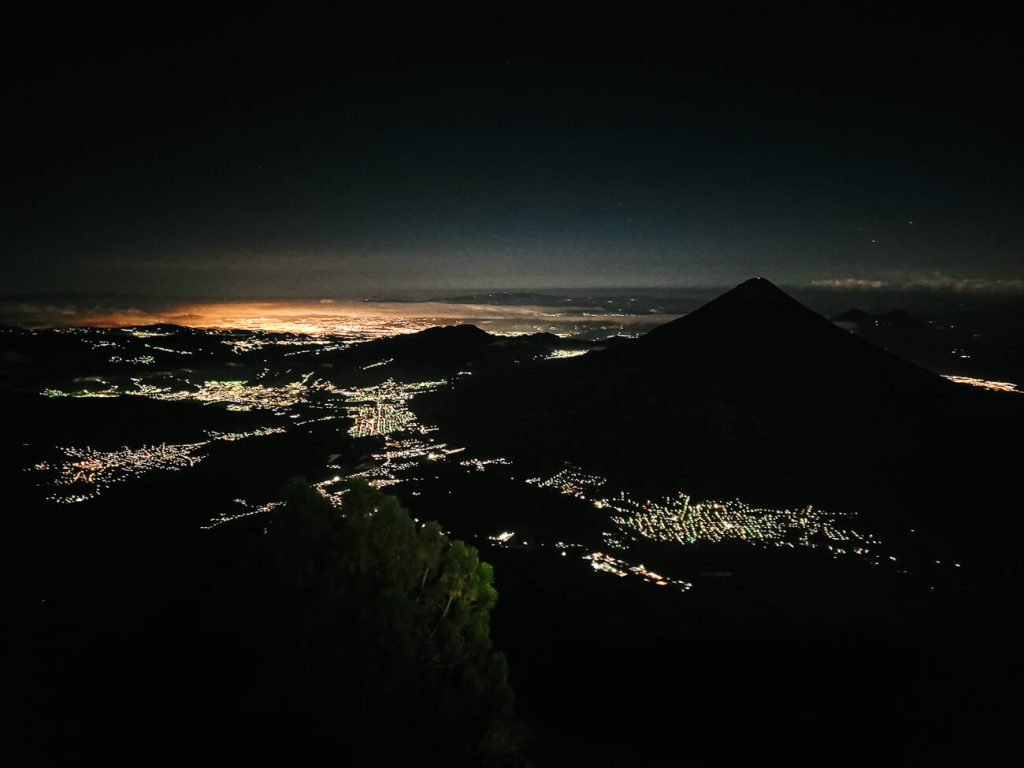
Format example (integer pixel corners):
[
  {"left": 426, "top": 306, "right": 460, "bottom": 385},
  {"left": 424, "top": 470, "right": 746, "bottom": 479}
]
[
  {"left": 415, "top": 278, "right": 1023, "bottom": 550},
  {"left": 315, "top": 323, "right": 616, "bottom": 384}
]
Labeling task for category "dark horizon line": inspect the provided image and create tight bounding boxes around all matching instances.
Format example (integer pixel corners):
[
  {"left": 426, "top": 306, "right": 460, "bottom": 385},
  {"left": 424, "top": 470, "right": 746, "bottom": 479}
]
[{"left": 4, "top": 282, "right": 1020, "bottom": 304}]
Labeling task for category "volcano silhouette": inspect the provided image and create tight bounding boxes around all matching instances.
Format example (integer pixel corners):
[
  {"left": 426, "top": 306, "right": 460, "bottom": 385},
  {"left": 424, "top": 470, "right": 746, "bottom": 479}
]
[{"left": 415, "top": 278, "right": 1019, "bottom": 526}]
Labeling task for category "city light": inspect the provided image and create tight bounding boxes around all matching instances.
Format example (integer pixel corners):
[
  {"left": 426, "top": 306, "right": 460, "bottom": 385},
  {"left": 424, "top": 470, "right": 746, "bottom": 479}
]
[{"left": 943, "top": 374, "right": 1020, "bottom": 394}]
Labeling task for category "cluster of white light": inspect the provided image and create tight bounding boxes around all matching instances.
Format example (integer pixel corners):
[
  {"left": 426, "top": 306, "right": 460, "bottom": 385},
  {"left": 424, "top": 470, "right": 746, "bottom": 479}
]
[
  {"left": 222, "top": 336, "right": 344, "bottom": 355},
  {"left": 523, "top": 466, "right": 887, "bottom": 564},
  {"left": 544, "top": 349, "right": 589, "bottom": 360},
  {"left": 584, "top": 551, "right": 692, "bottom": 592},
  {"left": 222, "top": 338, "right": 270, "bottom": 354},
  {"left": 35, "top": 441, "right": 207, "bottom": 500},
  {"left": 204, "top": 426, "right": 287, "bottom": 442},
  {"left": 342, "top": 378, "right": 445, "bottom": 438},
  {"left": 201, "top": 500, "right": 284, "bottom": 529},
  {"left": 43, "top": 386, "right": 118, "bottom": 399},
  {"left": 135, "top": 378, "right": 317, "bottom": 412},
  {"left": 459, "top": 457, "right": 512, "bottom": 472},
  {"left": 347, "top": 402, "right": 419, "bottom": 437},
  {"left": 526, "top": 467, "right": 606, "bottom": 499},
  {"left": 145, "top": 345, "right": 192, "bottom": 355},
  {"left": 34, "top": 426, "right": 286, "bottom": 502},
  {"left": 606, "top": 491, "right": 882, "bottom": 560},
  {"left": 348, "top": 437, "right": 465, "bottom": 489},
  {"left": 42, "top": 375, "right": 348, "bottom": 415}
]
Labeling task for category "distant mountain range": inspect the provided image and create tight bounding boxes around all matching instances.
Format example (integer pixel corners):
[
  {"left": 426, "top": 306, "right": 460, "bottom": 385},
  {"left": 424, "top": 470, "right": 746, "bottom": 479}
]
[
  {"left": 831, "top": 307, "right": 964, "bottom": 374},
  {"left": 830, "top": 304, "right": 1024, "bottom": 385},
  {"left": 318, "top": 324, "right": 611, "bottom": 382},
  {"left": 0, "top": 319, "right": 624, "bottom": 391}
]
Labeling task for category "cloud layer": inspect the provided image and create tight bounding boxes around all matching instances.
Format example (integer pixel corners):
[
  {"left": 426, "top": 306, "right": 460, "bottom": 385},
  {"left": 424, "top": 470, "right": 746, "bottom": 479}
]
[{"left": 809, "top": 274, "right": 1024, "bottom": 293}]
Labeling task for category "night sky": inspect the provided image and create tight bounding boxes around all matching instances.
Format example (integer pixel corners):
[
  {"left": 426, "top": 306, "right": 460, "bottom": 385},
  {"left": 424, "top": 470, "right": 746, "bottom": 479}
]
[{"left": 4, "top": 13, "right": 1022, "bottom": 298}]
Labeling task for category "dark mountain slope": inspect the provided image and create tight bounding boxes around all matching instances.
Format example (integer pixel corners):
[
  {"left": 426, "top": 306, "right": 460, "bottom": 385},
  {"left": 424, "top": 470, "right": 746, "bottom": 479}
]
[
  {"left": 415, "top": 279, "right": 1022, "bottom": 541},
  {"left": 832, "top": 308, "right": 874, "bottom": 326},
  {"left": 319, "top": 323, "right": 609, "bottom": 383},
  {"left": 341, "top": 324, "right": 495, "bottom": 366},
  {"left": 830, "top": 307, "right": 956, "bottom": 372}
]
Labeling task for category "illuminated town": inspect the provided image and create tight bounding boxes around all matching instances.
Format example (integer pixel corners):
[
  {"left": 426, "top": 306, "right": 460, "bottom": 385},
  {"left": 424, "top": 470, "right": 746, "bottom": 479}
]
[
  {"left": 603, "top": 491, "right": 883, "bottom": 561},
  {"left": 526, "top": 467, "right": 608, "bottom": 499},
  {"left": 139, "top": 378, "right": 315, "bottom": 412},
  {"left": 33, "top": 426, "right": 286, "bottom": 503},
  {"left": 342, "top": 379, "right": 446, "bottom": 438},
  {"left": 44, "top": 371, "right": 352, "bottom": 415},
  {"left": 544, "top": 348, "right": 590, "bottom": 360},
  {"left": 943, "top": 374, "right": 1020, "bottom": 394},
  {"left": 584, "top": 551, "right": 693, "bottom": 591},
  {"left": 33, "top": 441, "right": 207, "bottom": 503},
  {"left": 201, "top": 499, "right": 284, "bottom": 530}
]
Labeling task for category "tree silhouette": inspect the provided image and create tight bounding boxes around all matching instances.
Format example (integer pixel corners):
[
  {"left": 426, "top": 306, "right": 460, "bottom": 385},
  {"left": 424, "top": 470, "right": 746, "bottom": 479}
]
[{"left": 206, "top": 477, "right": 528, "bottom": 765}]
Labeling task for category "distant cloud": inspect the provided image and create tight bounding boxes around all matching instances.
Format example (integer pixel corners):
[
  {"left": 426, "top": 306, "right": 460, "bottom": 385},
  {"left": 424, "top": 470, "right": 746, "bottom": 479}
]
[
  {"left": 903, "top": 275, "right": 1024, "bottom": 293},
  {"left": 808, "top": 274, "right": 1024, "bottom": 294},
  {"left": 13, "top": 303, "right": 79, "bottom": 316},
  {"left": 807, "top": 278, "right": 888, "bottom": 290},
  {"left": 0, "top": 301, "right": 155, "bottom": 328}
]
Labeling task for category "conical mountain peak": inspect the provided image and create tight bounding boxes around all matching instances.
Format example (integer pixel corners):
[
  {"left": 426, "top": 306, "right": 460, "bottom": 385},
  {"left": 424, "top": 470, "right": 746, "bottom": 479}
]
[
  {"left": 639, "top": 277, "right": 818, "bottom": 346},
  {"left": 703, "top": 277, "right": 804, "bottom": 311},
  {"left": 723, "top": 276, "right": 786, "bottom": 297}
]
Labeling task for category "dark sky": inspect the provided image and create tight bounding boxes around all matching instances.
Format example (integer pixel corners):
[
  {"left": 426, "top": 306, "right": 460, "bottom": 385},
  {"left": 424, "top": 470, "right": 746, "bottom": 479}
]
[{"left": 3, "top": 12, "right": 1022, "bottom": 298}]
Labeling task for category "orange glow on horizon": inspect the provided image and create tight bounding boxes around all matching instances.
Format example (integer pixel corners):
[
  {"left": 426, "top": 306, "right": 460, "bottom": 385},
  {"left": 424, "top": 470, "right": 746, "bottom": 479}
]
[
  {"left": 72, "top": 300, "right": 676, "bottom": 337},
  {"left": 80, "top": 300, "right": 509, "bottom": 336}
]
